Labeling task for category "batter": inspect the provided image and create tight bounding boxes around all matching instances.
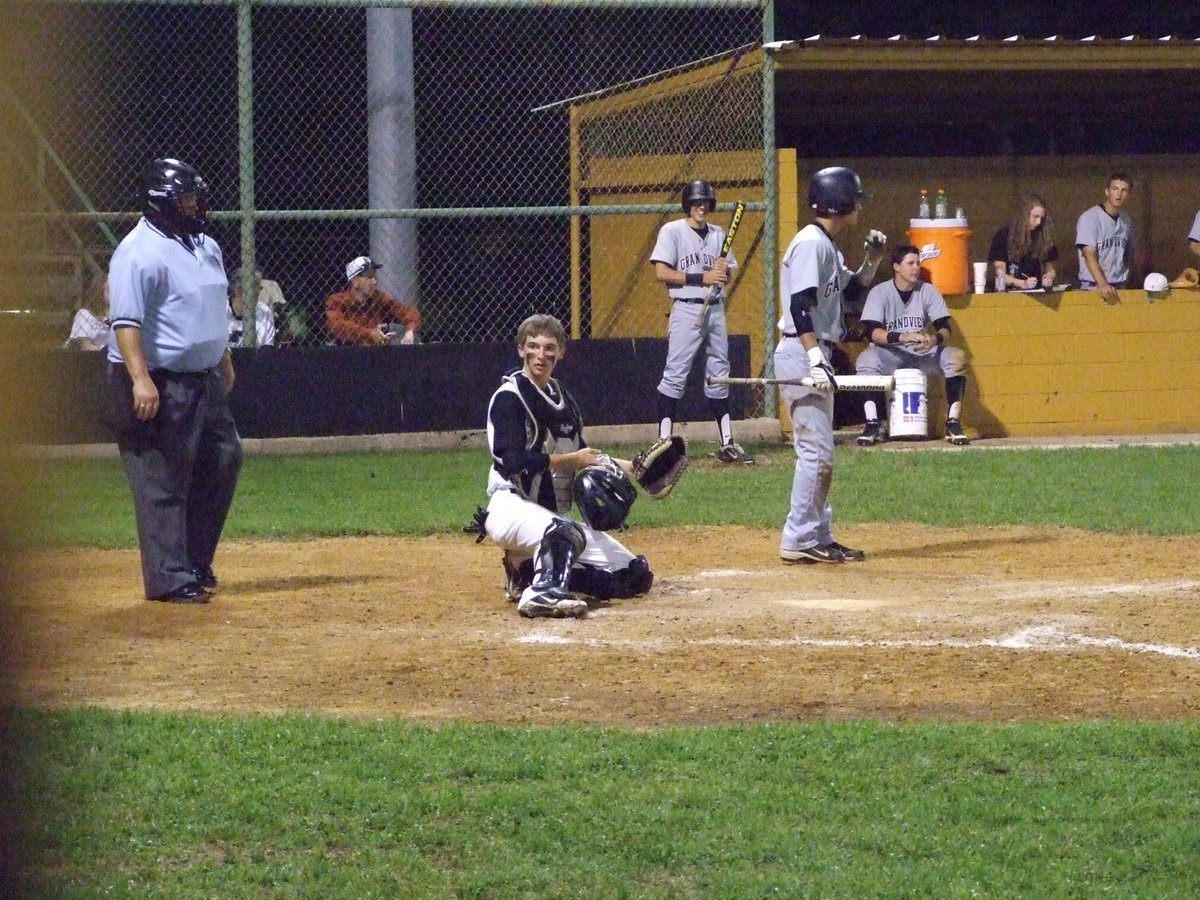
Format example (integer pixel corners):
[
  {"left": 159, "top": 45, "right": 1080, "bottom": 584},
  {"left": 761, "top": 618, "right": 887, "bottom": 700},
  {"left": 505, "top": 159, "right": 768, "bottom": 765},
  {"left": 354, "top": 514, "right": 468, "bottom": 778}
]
[{"left": 776, "top": 167, "right": 885, "bottom": 564}]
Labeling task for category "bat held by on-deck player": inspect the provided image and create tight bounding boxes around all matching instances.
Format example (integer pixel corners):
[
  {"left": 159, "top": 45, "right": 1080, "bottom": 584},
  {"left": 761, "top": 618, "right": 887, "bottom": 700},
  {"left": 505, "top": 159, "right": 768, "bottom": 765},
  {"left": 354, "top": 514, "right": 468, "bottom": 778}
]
[{"left": 696, "top": 201, "right": 746, "bottom": 330}]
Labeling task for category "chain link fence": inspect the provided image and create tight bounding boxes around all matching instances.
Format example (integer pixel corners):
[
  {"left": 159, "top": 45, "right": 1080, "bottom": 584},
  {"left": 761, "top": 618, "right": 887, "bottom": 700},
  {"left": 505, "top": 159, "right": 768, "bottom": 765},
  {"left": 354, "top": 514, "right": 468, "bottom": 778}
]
[{"left": 1, "top": 0, "right": 768, "bottom": 360}]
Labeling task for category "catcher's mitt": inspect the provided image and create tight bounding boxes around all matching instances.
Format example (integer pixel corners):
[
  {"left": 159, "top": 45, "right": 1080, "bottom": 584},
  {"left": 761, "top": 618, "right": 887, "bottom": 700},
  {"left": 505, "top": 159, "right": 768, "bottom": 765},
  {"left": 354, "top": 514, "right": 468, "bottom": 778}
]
[
  {"left": 631, "top": 435, "right": 689, "bottom": 500},
  {"left": 1169, "top": 267, "right": 1199, "bottom": 289}
]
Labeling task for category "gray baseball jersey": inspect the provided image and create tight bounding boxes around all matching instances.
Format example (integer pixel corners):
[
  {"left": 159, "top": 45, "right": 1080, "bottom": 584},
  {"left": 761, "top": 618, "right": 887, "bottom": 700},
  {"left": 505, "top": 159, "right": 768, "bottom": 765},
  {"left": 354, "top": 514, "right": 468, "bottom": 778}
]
[
  {"left": 650, "top": 218, "right": 737, "bottom": 301},
  {"left": 1189, "top": 210, "right": 1200, "bottom": 244},
  {"left": 778, "top": 223, "right": 853, "bottom": 343},
  {"left": 1075, "top": 204, "right": 1133, "bottom": 285},
  {"left": 859, "top": 279, "right": 950, "bottom": 354},
  {"left": 855, "top": 278, "right": 963, "bottom": 380}
]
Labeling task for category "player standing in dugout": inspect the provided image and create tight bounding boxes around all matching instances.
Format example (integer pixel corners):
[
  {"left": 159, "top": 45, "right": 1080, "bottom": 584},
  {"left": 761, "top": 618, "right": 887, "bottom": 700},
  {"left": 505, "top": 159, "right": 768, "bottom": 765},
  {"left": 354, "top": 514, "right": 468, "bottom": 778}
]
[{"left": 650, "top": 179, "right": 756, "bottom": 464}]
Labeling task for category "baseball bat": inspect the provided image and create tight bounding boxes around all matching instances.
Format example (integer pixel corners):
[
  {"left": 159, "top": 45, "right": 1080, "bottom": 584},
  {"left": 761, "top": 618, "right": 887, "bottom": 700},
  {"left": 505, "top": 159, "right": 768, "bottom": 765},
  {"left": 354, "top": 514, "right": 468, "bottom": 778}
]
[
  {"left": 707, "top": 375, "right": 894, "bottom": 392},
  {"left": 695, "top": 201, "right": 746, "bottom": 330}
]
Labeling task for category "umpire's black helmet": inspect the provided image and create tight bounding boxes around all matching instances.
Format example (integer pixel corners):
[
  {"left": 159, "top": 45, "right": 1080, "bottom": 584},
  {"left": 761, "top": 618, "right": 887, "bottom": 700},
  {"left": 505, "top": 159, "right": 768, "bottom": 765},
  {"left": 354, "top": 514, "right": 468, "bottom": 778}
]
[
  {"left": 681, "top": 179, "right": 716, "bottom": 213},
  {"left": 808, "top": 166, "right": 869, "bottom": 216},
  {"left": 573, "top": 465, "right": 637, "bottom": 532},
  {"left": 142, "top": 158, "right": 210, "bottom": 236}
]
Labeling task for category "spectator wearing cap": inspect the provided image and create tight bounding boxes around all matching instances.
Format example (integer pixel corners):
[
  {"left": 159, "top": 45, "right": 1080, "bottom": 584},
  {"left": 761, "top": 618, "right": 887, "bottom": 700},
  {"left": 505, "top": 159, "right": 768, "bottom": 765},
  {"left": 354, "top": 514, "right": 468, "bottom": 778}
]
[
  {"left": 228, "top": 267, "right": 278, "bottom": 348},
  {"left": 325, "top": 255, "right": 422, "bottom": 346}
]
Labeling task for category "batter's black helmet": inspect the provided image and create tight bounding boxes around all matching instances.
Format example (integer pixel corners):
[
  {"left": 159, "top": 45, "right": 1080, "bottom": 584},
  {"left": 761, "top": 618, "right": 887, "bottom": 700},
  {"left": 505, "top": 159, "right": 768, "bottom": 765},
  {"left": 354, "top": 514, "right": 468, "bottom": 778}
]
[
  {"left": 681, "top": 179, "right": 716, "bottom": 213},
  {"left": 142, "top": 158, "right": 210, "bottom": 237},
  {"left": 808, "top": 166, "right": 869, "bottom": 216},
  {"left": 573, "top": 464, "right": 637, "bottom": 532}
]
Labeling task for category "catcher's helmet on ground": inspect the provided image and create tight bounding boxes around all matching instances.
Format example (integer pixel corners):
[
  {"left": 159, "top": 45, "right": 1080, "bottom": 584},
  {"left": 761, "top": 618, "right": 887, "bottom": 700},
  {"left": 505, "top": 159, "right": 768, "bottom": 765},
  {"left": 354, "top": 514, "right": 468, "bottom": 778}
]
[
  {"left": 142, "top": 158, "right": 210, "bottom": 236},
  {"left": 808, "top": 166, "right": 868, "bottom": 216},
  {"left": 573, "top": 464, "right": 637, "bottom": 531},
  {"left": 681, "top": 179, "right": 716, "bottom": 213}
]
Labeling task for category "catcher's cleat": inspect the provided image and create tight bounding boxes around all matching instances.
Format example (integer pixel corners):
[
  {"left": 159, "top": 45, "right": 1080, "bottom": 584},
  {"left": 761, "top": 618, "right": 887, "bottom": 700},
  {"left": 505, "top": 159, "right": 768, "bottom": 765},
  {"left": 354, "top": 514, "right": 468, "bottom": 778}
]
[
  {"left": 856, "top": 420, "right": 884, "bottom": 447},
  {"left": 780, "top": 544, "right": 844, "bottom": 564},
  {"left": 502, "top": 555, "right": 533, "bottom": 603},
  {"left": 716, "top": 441, "right": 756, "bottom": 464},
  {"left": 517, "top": 591, "right": 588, "bottom": 619},
  {"left": 944, "top": 418, "right": 970, "bottom": 446},
  {"left": 825, "top": 541, "right": 865, "bottom": 561}
]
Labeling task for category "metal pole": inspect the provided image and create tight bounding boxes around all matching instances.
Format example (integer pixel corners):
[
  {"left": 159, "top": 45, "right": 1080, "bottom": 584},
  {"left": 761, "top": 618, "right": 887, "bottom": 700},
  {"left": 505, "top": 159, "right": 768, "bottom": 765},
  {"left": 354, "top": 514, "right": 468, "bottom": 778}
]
[
  {"left": 761, "top": 0, "right": 778, "bottom": 416},
  {"left": 236, "top": 0, "right": 257, "bottom": 346},
  {"left": 367, "top": 7, "right": 418, "bottom": 306}
]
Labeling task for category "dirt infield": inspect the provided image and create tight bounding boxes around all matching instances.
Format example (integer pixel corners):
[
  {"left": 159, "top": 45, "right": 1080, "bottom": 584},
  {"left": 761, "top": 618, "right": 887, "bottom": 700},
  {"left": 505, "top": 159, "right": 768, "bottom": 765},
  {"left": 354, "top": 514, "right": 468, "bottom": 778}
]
[{"left": 5, "top": 523, "right": 1199, "bottom": 726}]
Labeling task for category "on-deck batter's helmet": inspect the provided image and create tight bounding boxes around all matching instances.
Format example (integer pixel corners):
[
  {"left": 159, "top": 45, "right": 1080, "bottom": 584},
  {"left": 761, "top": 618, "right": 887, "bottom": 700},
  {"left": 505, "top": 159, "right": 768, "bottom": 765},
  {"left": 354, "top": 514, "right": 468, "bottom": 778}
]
[
  {"left": 142, "top": 158, "right": 210, "bottom": 237},
  {"left": 808, "top": 166, "right": 869, "bottom": 216},
  {"left": 573, "top": 464, "right": 637, "bottom": 532},
  {"left": 681, "top": 179, "right": 716, "bottom": 213}
]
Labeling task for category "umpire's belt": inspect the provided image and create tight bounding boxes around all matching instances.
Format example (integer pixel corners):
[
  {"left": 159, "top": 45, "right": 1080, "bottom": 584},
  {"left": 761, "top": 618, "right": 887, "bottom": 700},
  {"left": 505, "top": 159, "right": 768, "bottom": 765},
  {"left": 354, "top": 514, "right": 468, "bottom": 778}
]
[
  {"left": 152, "top": 366, "right": 218, "bottom": 380},
  {"left": 674, "top": 296, "right": 711, "bottom": 304}
]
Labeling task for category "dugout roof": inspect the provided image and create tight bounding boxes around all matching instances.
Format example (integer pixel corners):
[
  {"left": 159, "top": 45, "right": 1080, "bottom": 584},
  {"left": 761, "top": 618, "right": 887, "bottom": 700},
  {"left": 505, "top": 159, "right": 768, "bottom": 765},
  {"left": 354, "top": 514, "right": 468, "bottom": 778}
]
[{"left": 769, "top": 35, "right": 1200, "bottom": 156}]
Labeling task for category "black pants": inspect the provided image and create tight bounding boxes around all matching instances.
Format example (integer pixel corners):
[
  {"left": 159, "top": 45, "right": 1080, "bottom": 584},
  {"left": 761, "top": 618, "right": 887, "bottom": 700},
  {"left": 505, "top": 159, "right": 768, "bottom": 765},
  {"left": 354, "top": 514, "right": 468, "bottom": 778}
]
[{"left": 106, "top": 364, "right": 243, "bottom": 598}]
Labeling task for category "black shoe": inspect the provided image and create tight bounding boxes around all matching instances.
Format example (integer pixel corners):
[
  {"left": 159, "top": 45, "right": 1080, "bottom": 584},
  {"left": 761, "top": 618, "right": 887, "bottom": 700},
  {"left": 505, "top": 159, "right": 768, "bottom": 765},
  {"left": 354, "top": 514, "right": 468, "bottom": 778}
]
[
  {"left": 857, "top": 420, "right": 884, "bottom": 447},
  {"left": 945, "top": 419, "right": 970, "bottom": 446},
  {"left": 150, "top": 582, "right": 210, "bottom": 604},
  {"left": 826, "top": 541, "right": 865, "bottom": 561},
  {"left": 716, "top": 442, "right": 756, "bottom": 464},
  {"left": 780, "top": 544, "right": 844, "bottom": 564},
  {"left": 194, "top": 565, "right": 218, "bottom": 591}
]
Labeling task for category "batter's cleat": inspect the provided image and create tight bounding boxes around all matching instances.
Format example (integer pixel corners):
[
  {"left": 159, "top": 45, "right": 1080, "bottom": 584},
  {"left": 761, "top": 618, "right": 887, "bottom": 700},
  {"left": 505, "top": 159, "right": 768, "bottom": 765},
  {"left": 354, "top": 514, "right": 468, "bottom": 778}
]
[
  {"left": 944, "top": 418, "right": 970, "bottom": 446},
  {"left": 717, "top": 442, "right": 756, "bottom": 464},
  {"left": 194, "top": 565, "right": 218, "bottom": 591},
  {"left": 857, "top": 420, "right": 884, "bottom": 446},
  {"left": 517, "top": 591, "right": 588, "bottom": 619},
  {"left": 825, "top": 541, "right": 865, "bottom": 561},
  {"left": 149, "top": 582, "right": 210, "bottom": 604},
  {"left": 780, "top": 545, "right": 844, "bottom": 564}
]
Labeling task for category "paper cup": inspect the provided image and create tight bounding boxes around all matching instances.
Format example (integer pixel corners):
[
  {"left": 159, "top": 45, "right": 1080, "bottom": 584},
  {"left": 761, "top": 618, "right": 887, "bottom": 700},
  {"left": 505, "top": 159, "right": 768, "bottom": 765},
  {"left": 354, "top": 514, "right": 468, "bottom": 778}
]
[{"left": 972, "top": 261, "right": 988, "bottom": 294}]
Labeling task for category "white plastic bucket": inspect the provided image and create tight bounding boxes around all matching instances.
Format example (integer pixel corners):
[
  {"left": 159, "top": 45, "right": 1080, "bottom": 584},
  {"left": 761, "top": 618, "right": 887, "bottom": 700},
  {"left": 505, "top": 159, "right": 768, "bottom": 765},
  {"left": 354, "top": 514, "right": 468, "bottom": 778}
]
[{"left": 888, "top": 369, "right": 928, "bottom": 439}]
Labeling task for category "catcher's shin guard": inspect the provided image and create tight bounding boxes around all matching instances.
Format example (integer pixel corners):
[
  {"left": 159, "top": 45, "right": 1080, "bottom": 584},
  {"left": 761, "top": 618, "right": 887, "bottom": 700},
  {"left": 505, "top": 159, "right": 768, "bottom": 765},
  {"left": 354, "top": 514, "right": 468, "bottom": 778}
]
[
  {"left": 571, "top": 555, "right": 654, "bottom": 601},
  {"left": 530, "top": 518, "right": 586, "bottom": 598}
]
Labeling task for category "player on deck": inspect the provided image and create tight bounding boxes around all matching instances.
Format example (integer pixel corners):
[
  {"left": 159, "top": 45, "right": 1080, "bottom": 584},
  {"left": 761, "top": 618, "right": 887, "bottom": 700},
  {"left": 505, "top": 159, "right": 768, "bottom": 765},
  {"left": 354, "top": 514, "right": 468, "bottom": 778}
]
[
  {"left": 480, "top": 314, "right": 653, "bottom": 619},
  {"left": 650, "top": 179, "right": 755, "bottom": 464},
  {"left": 775, "top": 166, "right": 885, "bottom": 564},
  {"left": 854, "top": 244, "right": 971, "bottom": 447}
]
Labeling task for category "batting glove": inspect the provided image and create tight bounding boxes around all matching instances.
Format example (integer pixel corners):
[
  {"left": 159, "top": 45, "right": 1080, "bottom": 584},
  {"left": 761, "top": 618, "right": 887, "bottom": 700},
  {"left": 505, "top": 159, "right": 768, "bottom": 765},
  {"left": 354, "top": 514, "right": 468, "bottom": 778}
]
[
  {"left": 864, "top": 229, "right": 887, "bottom": 253},
  {"left": 806, "top": 346, "right": 837, "bottom": 393}
]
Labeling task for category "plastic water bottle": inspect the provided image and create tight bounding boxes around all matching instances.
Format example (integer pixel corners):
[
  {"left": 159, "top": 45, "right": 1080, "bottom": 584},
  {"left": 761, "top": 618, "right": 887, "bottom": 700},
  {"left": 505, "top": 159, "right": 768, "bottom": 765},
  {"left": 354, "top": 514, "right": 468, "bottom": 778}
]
[
  {"left": 918, "top": 189, "right": 930, "bottom": 219},
  {"left": 934, "top": 188, "right": 949, "bottom": 219}
]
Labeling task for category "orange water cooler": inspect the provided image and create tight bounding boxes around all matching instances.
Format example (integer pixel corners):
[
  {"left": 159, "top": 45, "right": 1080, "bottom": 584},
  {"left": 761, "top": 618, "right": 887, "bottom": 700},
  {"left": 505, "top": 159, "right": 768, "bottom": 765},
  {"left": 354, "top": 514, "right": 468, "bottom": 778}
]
[{"left": 907, "top": 218, "right": 971, "bottom": 295}]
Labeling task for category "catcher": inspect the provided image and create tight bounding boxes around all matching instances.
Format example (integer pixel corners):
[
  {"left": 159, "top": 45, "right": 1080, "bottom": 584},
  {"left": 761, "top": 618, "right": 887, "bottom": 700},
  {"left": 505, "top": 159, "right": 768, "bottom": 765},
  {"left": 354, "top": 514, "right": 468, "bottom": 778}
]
[{"left": 468, "top": 314, "right": 683, "bottom": 619}]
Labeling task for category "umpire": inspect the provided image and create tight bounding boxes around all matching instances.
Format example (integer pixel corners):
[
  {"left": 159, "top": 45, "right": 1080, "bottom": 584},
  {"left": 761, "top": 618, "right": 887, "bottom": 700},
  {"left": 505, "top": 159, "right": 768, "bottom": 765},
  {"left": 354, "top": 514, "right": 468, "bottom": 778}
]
[{"left": 105, "top": 158, "right": 243, "bottom": 603}]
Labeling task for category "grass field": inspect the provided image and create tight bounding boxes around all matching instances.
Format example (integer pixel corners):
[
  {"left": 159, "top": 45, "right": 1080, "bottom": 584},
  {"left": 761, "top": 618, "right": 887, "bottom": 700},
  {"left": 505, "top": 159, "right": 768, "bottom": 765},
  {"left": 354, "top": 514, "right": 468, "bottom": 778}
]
[{"left": 3, "top": 441, "right": 1199, "bottom": 897}]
